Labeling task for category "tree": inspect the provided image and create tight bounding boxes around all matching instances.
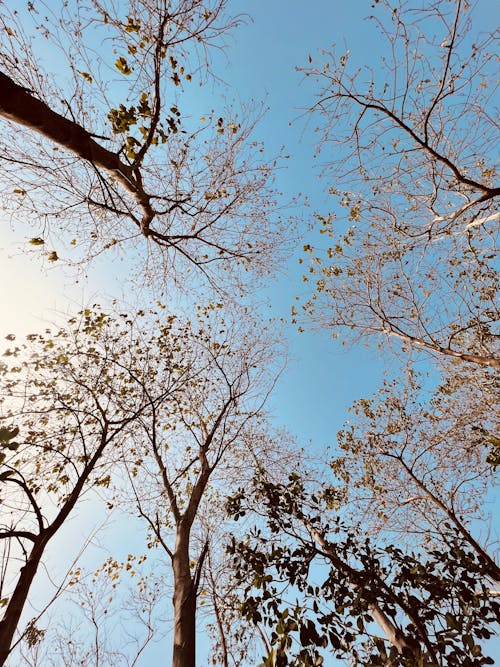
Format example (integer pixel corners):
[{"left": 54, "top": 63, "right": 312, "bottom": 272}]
[
  {"left": 192, "top": 427, "right": 299, "bottom": 667},
  {"left": 0, "top": 304, "right": 288, "bottom": 666},
  {"left": 111, "top": 305, "right": 284, "bottom": 666},
  {"left": 0, "top": 0, "right": 287, "bottom": 290},
  {"left": 16, "top": 556, "right": 162, "bottom": 667},
  {"left": 203, "top": 539, "right": 263, "bottom": 666},
  {"left": 265, "top": 5, "right": 500, "bottom": 658},
  {"left": 297, "top": 0, "right": 498, "bottom": 369},
  {"left": 0, "top": 308, "right": 159, "bottom": 665},
  {"left": 227, "top": 472, "right": 500, "bottom": 666},
  {"left": 331, "top": 364, "right": 500, "bottom": 582}
]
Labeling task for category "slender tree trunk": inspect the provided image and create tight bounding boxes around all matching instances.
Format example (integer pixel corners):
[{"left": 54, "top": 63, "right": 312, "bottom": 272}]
[
  {"left": 0, "top": 431, "right": 111, "bottom": 665},
  {"left": 386, "top": 327, "right": 500, "bottom": 369},
  {"left": 206, "top": 548, "right": 229, "bottom": 667},
  {"left": 172, "top": 521, "right": 196, "bottom": 667},
  {"left": 395, "top": 456, "right": 500, "bottom": 582},
  {"left": 304, "top": 522, "right": 410, "bottom": 655}
]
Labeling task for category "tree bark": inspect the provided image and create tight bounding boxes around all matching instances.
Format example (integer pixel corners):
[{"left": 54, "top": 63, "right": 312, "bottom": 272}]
[
  {"left": 171, "top": 521, "right": 196, "bottom": 667},
  {"left": 0, "top": 536, "right": 47, "bottom": 665},
  {"left": 0, "top": 71, "right": 155, "bottom": 230}
]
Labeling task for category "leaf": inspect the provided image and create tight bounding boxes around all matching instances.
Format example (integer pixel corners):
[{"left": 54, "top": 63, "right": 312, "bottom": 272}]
[
  {"left": 115, "top": 57, "right": 132, "bottom": 75},
  {"left": 125, "top": 16, "right": 141, "bottom": 33},
  {"left": 79, "top": 71, "right": 93, "bottom": 83},
  {"left": 47, "top": 251, "right": 59, "bottom": 262},
  {"left": 0, "top": 470, "right": 15, "bottom": 482},
  {"left": 0, "top": 426, "right": 19, "bottom": 443},
  {"left": 29, "top": 238, "right": 45, "bottom": 246}
]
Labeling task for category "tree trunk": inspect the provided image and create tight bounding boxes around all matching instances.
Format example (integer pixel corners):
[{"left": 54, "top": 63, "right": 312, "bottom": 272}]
[
  {"left": 0, "top": 433, "right": 110, "bottom": 665},
  {"left": 0, "top": 70, "right": 155, "bottom": 230},
  {"left": 172, "top": 522, "right": 196, "bottom": 667},
  {"left": 0, "top": 537, "right": 47, "bottom": 666}
]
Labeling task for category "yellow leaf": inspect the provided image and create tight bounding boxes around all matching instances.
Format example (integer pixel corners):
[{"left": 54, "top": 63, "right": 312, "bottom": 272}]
[
  {"left": 115, "top": 57, "right": 132, "bottom": 75},
  {"left": 79, "top": 71, "right": 93, "bottom": 83}
]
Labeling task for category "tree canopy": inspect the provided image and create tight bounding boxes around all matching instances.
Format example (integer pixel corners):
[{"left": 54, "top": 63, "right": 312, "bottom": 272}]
[
  {"left": 0, "top": 0, "right": 288, "bottom": 290},
  {"left": 297, "top": 0, "right": 499, "bottom": 369}
]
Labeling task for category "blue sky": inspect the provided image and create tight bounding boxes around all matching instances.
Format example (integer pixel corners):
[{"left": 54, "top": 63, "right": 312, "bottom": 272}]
[{"left": 0, "top": 0, "right": 498, "bottom": 664}]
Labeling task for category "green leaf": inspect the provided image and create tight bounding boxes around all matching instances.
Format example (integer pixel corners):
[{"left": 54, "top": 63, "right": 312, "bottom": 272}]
[{"left": 445, "top": 612, "right": 458, "bottom": 630}]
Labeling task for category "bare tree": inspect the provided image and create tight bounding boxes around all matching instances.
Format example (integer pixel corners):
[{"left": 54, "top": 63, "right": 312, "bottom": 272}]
[
  {"left": 0, "top": 308, "right": 162, "bottom": 665},
  {"left": 1, "top": 304, "right": 281, "bottom": 666},
  {"left": 0, "top": 0, "right": 288, "bottom": 290},
  {"left": 114, "top": 306, "right": 285, "bottom": 666},
  {"left": 28, "top": 556, "right": 163, "bottom": 667},
  {"left": 332, "top": 363, "right": 500, "bottom": 582},
  {"left": 297, "top": 0, "right": 498, "bottom": 368}
]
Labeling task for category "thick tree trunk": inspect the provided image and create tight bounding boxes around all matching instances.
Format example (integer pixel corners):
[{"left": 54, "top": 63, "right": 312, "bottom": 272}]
[
  {"left": 172, "top": 522, "right": 196, "bottom": 667},
  {"left": 0, "top": 72, "right": 129, "bottom": 182},
  {"left": 0, "top": 70, "right": 155, "bottom": 230},
  {"left": 0, "top": 537, "right": 47, "bottom": 666}
]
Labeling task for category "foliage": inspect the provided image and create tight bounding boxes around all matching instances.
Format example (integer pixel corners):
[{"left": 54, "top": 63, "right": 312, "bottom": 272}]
[
  {"left": 0, "top": 304, "right": 286, "bottom": 665},
  {"left": 330, "top": 364, "right": 499, "bottom": 578},
  {"left": 227, "top": 473, "right": 500, "bottom": 666},
  {"left": 0, "top": 1, "right": 498, "bottom": 665}
]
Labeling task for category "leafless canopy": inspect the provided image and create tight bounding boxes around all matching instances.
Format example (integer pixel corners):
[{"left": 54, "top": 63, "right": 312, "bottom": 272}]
[{"left": 299, "top": 0, "right": 499, "bottom": 368}]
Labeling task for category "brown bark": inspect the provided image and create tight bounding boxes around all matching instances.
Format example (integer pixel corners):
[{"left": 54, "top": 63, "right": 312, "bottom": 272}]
[
  {"left": 172, "top": 522, "right": 196, "bottom": 667},
  {"left": 0, "top": 71, "right": 155, "bottom": 231},
  {"left": 0, "top": 429, "right": 110, "bottom": 665},
  {"left": 0, "top": 536, "right": 47, "bottom": 665}
]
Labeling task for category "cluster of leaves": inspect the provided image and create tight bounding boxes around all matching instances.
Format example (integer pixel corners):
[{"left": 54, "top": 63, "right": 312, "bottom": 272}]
[
  {"left": 331, "top": 364, "right": 498, "bottom": 553},
  {"left": 227, "top": 475, "right": 499, "bottom": 666}
]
